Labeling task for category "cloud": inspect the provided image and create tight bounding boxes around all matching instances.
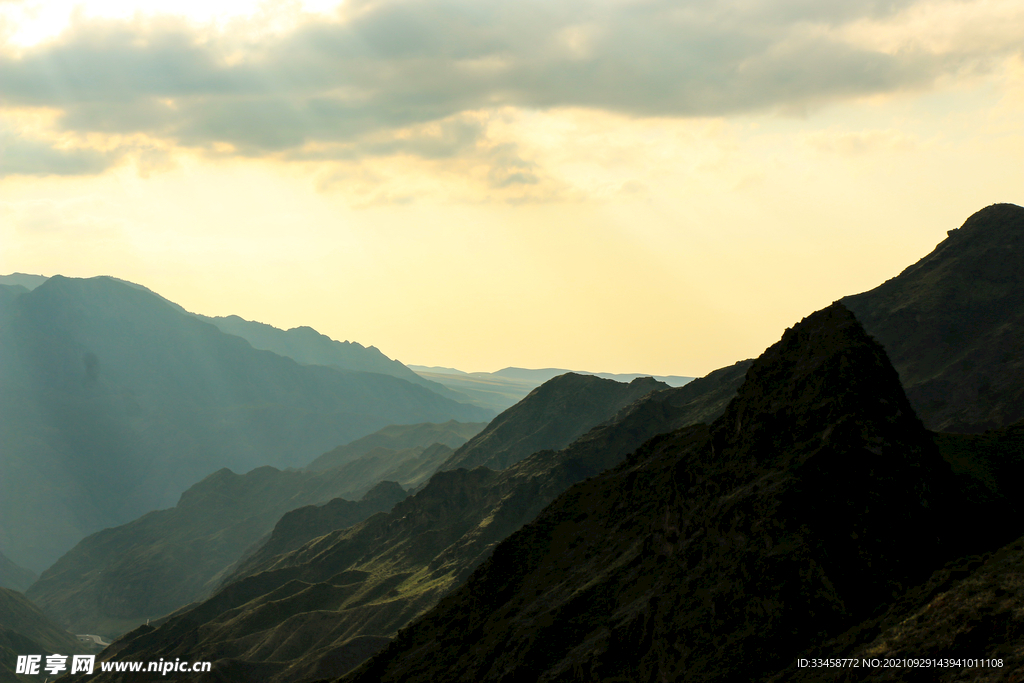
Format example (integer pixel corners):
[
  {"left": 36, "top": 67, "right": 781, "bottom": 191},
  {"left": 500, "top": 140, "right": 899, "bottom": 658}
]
[
  {"left": 0, "top": 0, "right": 1019, "bottom": 168},
  {"left": 0, "top": 128, "right": 119, "bottom": 176}
]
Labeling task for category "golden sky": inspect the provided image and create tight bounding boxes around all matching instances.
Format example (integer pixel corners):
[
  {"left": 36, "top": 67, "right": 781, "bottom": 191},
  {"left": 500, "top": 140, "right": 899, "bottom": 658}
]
[{"left": 1, "top": 0, "right": 1022, "bottom": 376}]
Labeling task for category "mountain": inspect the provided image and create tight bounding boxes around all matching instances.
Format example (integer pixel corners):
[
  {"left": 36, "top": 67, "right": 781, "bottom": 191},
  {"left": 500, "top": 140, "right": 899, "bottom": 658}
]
[
  {"left": 306, "top": 421, "right": 485, "bottom": 472},
  {"left": 200, "top": 315, "right": 464, "bottom": 401},
  {"left": 0, "top": 587, "right": 86, "bottom": 683},
  {"left": 0, "top": 553, "right": 35, "bottom": 593},
  {"left": 846, "top": 203, "right": 1024, "bottom": 432},
  {"left": 25, "top": 469, "right": 407, "bottom": 639},
  {"left": 344, "top": 303, "right": 997, "bottom": 683},
  {"left": 0, "top": 274, "right": 465, "bottom": 402},
  {"left": 0, "top": 273, "right": 48, "bottom": 290},
  {"left": 222, "top": 481, "right": 408, "bottom": 587},
  {"left": 72, "top": 366, "right": 744, "bottom": 683},
  {"left": 0, "top": 275, "right": 490, "bottom": 571},
  {"left": 408, "top": 366, "right": 693, "bottom": 413},
  {"left": 489, "top": 367, "right": 693, "bottom": 386},
  {"left": 439, "top": 374, "right": 667, "bottom": 472},
  {"left": 773, "top": 419, "right": 1024, "bottom": 683}
]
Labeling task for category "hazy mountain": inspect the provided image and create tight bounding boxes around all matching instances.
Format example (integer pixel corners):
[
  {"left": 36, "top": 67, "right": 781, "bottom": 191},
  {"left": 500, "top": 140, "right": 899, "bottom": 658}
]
[
  {"left": 25, "top": 469, "right": 407, "bottom": 639},
  {"left": 344, "top": 304, "right": 1000, "bottom": 683},
  {"left": 0, "top": 552, "right": 35, "bottom": 593},
  {"left": 490, "top": 366, "right": 693, "bottom": 386},
  {"left": 72, "top": 366, "right": 744, "bottom": 683},
  {"left": 222, "top": 481, "right": 408, "bottom": 587},
  {"left": 439, "top": 374, "right": 667, "bottom": 472},
  {"left": 409, "top": 365, "right": 693, "bottom": 413},
  {"left": 200, "top": 315, "right": 465, "bottom": 401},
  {"left": 306, "top": 421, "right": 485, "bottom": 472},
  {"left": 0, "top": 587, "right": 86, "bottom": 683},
  {"left": 406, "top": 367, "right": 547, "bottom": 412},
  {"left": 0, "top": 273, "right": 48, "bottom": 290},
  {"left": 846, "top": 202, "right": 1024, "bottom": 432},
  {"left": 0, "top": 275, "right": 489, "bottom": 571}
]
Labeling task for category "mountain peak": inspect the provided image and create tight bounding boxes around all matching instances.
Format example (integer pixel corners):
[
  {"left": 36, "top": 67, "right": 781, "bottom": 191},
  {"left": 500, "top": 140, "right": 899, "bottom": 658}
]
[
  {"left": 844, "top": 202, "right": 1024, "bottom": 431},
  {"left": 343, "top": 303, "right": 960, "bottom": 683},
  {"left": 440, "top": 372, "right": 668, "bottom": 471},
  {"left": 712, "top": 302, "right": 923, "bottom": 462}
]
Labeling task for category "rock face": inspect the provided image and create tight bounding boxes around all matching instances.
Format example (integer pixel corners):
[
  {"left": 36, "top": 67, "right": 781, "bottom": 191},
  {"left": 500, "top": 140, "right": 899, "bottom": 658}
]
[
  {"left": 70, "top": 365, "right": 744, "bottom": 683},
  {"left": 345, "top": 304, "right": 975, "bottom": 683},
  {"left": 846, "top": 202, "right": 1024, "bottom": 432}
]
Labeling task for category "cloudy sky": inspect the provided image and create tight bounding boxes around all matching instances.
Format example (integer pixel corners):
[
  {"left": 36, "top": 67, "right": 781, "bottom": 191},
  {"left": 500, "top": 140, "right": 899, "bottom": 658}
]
[{"left": 1, "top": 0, "right": 1021, "bottom": 375}]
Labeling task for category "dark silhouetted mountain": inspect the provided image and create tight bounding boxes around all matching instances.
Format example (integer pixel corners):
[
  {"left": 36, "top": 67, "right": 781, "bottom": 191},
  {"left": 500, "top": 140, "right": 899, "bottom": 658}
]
[
  {"left": 72, "top": 365, "right": 742, "bottom": 683},
  {"left": 25, "top": 467, "right": 407, "bottom": 640},
  {"left": 200, "top": 315, "right": 466, "bottom": 402},
  {"left": 0, "top": 552, "right": 35, "bottom": 593},
  {"left": 776, "top": 538, "right": 1024, "bottom": 683},
  {"left": 439, "top": 374, "right": 668, "bottom": 472},
  {"left": 0, "top": 276, "right": 490, "bottom": 571},
  {"left": 0, "top": 587, "right": 86, "bottom": 682},
  {"left": 846, "top": 203, "right": 1024, "bottom": 432},
  {"left": 772, "top": 419, "right": 1024, "bottom": 683},
  {"left": 344, "top": 303, "right": 992, "bottom": 683},
  {"left": 306, "top": 420, "right": 485, "bottom": 472}
]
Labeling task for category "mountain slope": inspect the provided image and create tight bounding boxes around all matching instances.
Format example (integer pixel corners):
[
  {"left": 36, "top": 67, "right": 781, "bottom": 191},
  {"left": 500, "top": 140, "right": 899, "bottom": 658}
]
[
  {"left": 306, "top": 421, "right": 485, "bottom": 472},
  {"left": 200, "top": 315, "right": 463, "bottom": 401},
  {"left": 344, "top": 303, "right": 980, "bottom": 683},
  {"left": 845, "top": 202, "right": 1024, "bottom": 432},
  {"left": 439, "top": 374, "right": 667, "bottom": 472},
  {"left": 25, "top": 469, "right": 407, "bottom": 639},
  {"left": 0, "top": 553, "right": 35, "bottom": 593},
  {"left": 771, "top": 419, "right": 1024, "bottom": 683},
  {"left": 0, "top": 275, "right": 489, "bottom": 571},
  {"left": 0, "top": 587, "right": 86, "bottom": 682},
  {"left": 73, "top": 368, "right": 748, "bottom": 683}
]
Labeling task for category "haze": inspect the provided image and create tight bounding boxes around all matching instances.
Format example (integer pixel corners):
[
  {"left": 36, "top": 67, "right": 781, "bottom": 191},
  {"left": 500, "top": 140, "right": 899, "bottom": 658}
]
[{"left": 1, "top": 0, "right": 1021, "bottom": 375}]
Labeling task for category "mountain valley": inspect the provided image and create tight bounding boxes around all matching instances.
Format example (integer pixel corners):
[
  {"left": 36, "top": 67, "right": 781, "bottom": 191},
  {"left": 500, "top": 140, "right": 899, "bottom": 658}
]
[{"left": 3, "top": 204, "right": 1024, "bottom": 683}]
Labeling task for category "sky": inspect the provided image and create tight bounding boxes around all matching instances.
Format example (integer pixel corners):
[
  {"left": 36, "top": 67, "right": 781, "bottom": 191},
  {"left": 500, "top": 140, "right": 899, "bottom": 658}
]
[{"left": 0, "top": 0, "right": 1021, "bottom": 376}]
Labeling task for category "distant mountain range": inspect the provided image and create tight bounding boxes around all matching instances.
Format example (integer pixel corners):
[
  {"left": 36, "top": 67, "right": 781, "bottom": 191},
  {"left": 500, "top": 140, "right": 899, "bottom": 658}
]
[
  {"left": 408, "top": 366, "right": 693, "bottom": 412},
  {"left": 199, "top": 315, "right": 466, "bottom": 402},
  {"left": 0, "top": 276, "right": 490, "bottom": 571}
]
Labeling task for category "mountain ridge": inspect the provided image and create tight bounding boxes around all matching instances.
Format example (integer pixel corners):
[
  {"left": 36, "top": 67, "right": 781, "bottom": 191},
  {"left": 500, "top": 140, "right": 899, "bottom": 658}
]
[
  {"left": 0, "top": 275, "right": 488, "bottom": 570},
  {"left": 343, "top": 303, "right": 981, "bottom": 683}
]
